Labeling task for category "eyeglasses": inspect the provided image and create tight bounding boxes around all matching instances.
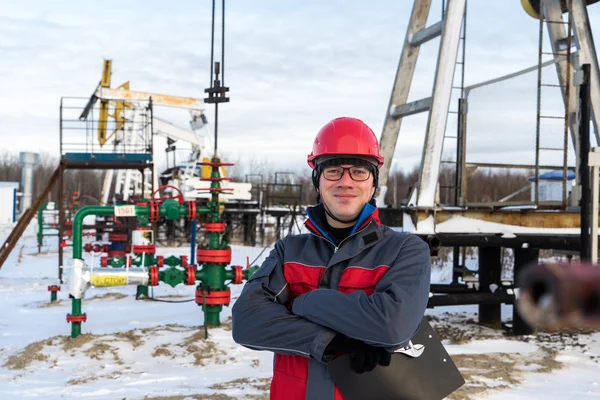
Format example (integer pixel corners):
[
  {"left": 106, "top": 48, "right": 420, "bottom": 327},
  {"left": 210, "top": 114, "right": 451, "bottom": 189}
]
[{"left": 321, "top": 166, "right": 372, "bottom": 182}]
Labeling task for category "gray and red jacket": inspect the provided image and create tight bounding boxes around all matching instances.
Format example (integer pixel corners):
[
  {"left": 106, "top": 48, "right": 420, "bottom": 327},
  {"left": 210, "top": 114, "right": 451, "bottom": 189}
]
[{"left": 231, "top": 203, "right": 431, "bottom": 400}]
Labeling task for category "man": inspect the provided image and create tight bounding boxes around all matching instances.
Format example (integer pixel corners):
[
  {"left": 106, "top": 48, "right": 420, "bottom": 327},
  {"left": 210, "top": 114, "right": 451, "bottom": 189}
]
[{"left": 232, "top": 117, "right": 431, "bottom": 400}]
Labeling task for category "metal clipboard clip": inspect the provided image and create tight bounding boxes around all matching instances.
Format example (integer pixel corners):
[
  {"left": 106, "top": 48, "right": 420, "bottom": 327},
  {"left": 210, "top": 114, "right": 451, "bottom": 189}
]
[{"left": 394, "top": 340, "right": 425, "bottom": 358}]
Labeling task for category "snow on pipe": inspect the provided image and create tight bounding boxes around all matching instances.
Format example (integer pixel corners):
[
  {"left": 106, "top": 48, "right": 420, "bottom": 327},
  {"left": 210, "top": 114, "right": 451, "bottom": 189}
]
[{"left": 517, "top": 262, "right": 600, "bottom": 331}]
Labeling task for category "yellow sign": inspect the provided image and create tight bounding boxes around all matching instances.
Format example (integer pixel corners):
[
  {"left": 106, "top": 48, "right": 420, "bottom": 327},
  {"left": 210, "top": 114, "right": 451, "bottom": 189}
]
[{"left": 90, "top": 275, "right": 127, "bottom": 287}]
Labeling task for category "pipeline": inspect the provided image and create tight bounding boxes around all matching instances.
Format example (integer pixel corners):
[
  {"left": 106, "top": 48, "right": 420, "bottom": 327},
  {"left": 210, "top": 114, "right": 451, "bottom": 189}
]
[
  {"left": 64, "top": 161, "right": 260, "bottom": 338},
  {"left": 517, "top": 262, "right": 600, "bottom": 331}
]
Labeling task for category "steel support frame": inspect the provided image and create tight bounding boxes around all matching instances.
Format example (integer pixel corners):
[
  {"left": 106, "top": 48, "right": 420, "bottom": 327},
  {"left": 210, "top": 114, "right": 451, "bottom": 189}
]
[
  {"left": 417, "top": 0, "right": 466, "bottom": 208},
  {"left": 379, "top": 0, "right": 434, "bottom": 191},
  {"left": 571, "top": 0, "right": 600, "bottom": 144},
  {"left": 589, "top": 147, "right": 600, "bottom": 261},
  {"left": 428, "top": 291, "right": 514, "bottom": 307},
  {"left": 512, "top": 247, "right": 540, "bottom": 335},
  {"left": 478, "top": 246, "right": 503, "bottom": 328}
]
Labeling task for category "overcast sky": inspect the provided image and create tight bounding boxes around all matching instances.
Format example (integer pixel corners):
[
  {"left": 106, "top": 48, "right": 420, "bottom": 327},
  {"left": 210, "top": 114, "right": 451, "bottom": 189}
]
[{"left": 1, "top": 0, "right": 600, "bottom": 174}]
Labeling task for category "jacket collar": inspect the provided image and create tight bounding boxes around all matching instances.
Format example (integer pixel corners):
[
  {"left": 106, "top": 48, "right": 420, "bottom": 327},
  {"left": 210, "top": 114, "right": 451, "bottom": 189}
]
[{"left": 305, "top": 202, "right": 381, "bottom": 243}]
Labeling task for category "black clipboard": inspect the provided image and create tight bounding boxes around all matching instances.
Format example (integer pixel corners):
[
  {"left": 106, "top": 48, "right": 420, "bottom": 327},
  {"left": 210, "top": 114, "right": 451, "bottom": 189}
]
[{"left": 327, "top": 318, "right": 465, "bottom": 400}]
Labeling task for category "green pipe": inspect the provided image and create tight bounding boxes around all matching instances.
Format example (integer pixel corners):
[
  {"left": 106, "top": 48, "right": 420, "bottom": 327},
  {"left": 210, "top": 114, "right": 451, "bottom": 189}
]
[
  {"left": 70, "top": 298, "right": 82, "bottom": 338},
  {"left": 244, "top": 265, "right": 260, "bottom": 280},
  {"left": 204, "top": 263, "right": 226, "bottom": 289},
  {"left": 195, "top": 268, "right": 206, "bottom": 282},
  {"left": 204, "top": 307, "right": 222, "bottom": 326},
  {"left": 72, "top": 206, "right": 126, "bottom": 259},
  {"left": 69, "top": 201, "right": 212, "bottom": 338},
  {"left": 224, "top": 269, "right": 233, "bottom": 281},
  {"left": 72, "top": 203, "right": 211, "bottom": 259},
  {"left": 68, "top": 171, "right": 238, "bottom": 336},
  {"left": 159, "top": 266, "right": 186, "bottom": 288}
]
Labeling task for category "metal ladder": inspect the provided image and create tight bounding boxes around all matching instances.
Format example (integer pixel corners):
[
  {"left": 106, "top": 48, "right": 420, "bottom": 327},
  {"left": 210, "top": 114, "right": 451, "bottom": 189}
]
[
  {"left": 534, "top": 0, "right": 574, "bottom": 209},
  {"left": 534, "top": 0, "right": 600, "bottom": 208},
  {"left": 379, "top": 0, "right": 467, "bottom": 208}
]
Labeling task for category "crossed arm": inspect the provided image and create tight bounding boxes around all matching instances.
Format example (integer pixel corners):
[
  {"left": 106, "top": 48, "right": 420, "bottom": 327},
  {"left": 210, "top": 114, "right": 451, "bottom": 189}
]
[{"left": 231, "top": 234, "right": 431, "bottom": 359}]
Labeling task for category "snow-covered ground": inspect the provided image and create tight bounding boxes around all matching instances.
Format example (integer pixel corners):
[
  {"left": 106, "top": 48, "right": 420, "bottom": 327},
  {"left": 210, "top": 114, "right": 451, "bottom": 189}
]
[{"left": 0, "top": 223, "right": 599, "bottom": 399}]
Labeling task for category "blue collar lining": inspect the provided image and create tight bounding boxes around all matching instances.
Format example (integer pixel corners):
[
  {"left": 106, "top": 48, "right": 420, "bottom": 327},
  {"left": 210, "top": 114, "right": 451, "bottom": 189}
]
[{"left": 307, "top": 203, "right": 375, "bottom": 243}]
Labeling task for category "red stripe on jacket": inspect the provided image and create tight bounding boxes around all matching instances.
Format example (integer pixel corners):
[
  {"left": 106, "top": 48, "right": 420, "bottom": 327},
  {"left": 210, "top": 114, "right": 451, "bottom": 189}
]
[{"left": 273, "top": 260, "right": 390, "bottom": 400}]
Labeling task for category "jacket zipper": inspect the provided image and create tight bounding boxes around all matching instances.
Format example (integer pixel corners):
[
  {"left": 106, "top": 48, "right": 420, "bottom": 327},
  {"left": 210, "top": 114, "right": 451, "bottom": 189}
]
[
  {"left": 334, "top": 223, "right": 371, "bottom": 251},
  {"left": 309, "top": 222, "right": 373, "bottom": 288},
  {"left": 308, "top": 231, "right": 337, "bottom": 252},
  {"left": 308, "top": 220, "right": 372, "bottom": 253}
]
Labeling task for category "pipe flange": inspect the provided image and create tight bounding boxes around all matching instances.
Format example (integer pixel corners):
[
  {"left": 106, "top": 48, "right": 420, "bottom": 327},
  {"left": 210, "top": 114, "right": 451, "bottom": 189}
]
[
  {"left": 187, "top": 201, "right": 197, "bottom": 221},
  {"left": 66, "top": 314, "right": 87, "bottom": 323},
  {"left": 149, "top": 266, "right": 159, "bottom": 286},
  {"left": 204, "top": 223, "right": 227, "bottom": 233},
  {"left": 195, "top": 288, "right": 231, "bottom": 306},
  {"left": 186, "top": 265, "right": 196, "bottom": 285},
  {"left": 149, "top": 201, "right": 160, "bottom": 222},
  {"left": 196, "top": 248, "right": 232, "bottom": 264},
  {"left": 232, "top": 265, "right": 243, "bottom": 285}
]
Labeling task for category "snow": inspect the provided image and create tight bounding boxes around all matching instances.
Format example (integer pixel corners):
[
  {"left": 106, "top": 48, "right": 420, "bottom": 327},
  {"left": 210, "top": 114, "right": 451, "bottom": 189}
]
[
  {"left": 445, "top": 339, "right": 538, "bottom": 356},
  {"left": 484, "top": 361, "right": 600, "bottom": 399},
  {"left": 1, "top": 223, "right": 600, "bottom": 399}
]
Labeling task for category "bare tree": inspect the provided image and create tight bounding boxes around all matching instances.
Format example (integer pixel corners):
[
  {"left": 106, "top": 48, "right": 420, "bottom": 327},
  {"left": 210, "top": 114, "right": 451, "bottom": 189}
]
[{"left": 0, "top": 150, "right": 537, "bottom": 210}]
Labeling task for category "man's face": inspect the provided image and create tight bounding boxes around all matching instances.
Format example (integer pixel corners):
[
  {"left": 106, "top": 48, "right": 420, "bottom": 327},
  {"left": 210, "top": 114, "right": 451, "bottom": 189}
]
[{"left": 319, "top": 164, "right": 375, "bottom": 227}]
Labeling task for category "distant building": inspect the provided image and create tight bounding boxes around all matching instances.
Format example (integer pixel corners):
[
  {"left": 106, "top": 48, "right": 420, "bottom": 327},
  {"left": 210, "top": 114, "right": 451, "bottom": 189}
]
[
  {"left": 528, "top": 170, "right": 576, "bottom": 202},
  {"left": 0, "top": 182, "right": 19, "bottom": 224}
]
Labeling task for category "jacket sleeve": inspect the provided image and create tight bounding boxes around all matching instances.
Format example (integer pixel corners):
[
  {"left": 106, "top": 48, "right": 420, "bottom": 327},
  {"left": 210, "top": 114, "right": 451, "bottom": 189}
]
[
  {"left": 291, "top": 233, "right": 431, "bottom": 348},
  {"left": 231, "top": 237, "right": 337, "bottom": 360}
]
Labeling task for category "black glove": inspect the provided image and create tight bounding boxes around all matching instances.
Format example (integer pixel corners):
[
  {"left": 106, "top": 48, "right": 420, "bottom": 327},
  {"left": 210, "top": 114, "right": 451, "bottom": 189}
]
[{"left": 323, "top": 334, "right": 392, "bottom": 373}]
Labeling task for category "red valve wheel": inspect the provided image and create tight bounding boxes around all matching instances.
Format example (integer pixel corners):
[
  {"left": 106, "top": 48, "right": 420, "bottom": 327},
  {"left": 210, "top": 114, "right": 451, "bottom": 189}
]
[{"left": 151, "top": 185, "right": 185, "bottom": 205}]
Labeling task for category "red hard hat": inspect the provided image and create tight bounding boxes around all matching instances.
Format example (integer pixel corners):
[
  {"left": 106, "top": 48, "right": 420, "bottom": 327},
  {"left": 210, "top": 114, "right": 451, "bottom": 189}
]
[{"left": 307, "top": 117, "right": 384, "bottom": 169}]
